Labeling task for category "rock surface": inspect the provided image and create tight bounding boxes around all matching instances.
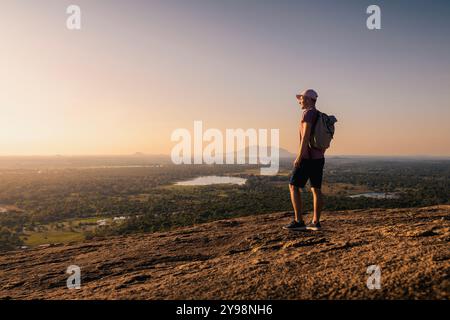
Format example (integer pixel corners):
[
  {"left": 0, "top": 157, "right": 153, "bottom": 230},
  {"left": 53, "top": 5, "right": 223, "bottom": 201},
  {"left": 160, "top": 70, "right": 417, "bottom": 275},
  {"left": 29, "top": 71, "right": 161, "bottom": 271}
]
[{"left": 0, "top": 205, "right": 449, "bottom": 299}]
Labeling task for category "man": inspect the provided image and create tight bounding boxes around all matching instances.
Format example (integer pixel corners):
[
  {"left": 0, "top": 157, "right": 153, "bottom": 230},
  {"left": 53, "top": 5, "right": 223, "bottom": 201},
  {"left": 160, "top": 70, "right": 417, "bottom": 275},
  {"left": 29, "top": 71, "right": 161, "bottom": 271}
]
[{"left": 283, "top": 89, "right": 325, "bottom": 231}]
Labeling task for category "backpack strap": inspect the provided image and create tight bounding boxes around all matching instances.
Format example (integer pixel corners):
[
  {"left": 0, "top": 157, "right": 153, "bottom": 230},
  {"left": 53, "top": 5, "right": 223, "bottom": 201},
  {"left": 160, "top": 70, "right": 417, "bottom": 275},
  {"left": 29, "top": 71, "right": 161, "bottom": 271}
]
[{"left": 309, "top": 110, "right": 321, "bottom": 148}]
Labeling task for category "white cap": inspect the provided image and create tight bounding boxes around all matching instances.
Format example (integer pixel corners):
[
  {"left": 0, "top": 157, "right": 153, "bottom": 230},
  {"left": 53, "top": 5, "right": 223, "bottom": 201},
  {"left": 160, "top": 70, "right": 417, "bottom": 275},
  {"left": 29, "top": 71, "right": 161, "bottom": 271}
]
[{"left": 296, "top": 89, "right": 318, "bottom": 100}]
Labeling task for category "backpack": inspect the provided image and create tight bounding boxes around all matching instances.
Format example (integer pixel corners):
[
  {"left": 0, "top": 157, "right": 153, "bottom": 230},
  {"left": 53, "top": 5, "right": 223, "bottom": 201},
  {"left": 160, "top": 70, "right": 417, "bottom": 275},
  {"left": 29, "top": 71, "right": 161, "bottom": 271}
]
[{"left": 309, "top": 110, "right": 337, "bottom": 150}]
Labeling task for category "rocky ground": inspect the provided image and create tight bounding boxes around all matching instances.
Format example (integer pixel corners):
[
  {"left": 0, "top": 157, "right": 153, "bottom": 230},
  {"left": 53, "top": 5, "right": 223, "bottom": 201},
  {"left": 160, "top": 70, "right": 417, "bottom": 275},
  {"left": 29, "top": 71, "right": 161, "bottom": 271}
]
[{"left": 0, "top": 205, "right": 449, "bottom": 299}]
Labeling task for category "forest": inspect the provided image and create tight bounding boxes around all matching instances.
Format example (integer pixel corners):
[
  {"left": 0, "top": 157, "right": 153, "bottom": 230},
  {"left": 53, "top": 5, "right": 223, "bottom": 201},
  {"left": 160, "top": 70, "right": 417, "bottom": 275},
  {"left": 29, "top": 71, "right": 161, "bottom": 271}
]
[{"left": 0, "top": 156, "right": 448, "bottom": 251}]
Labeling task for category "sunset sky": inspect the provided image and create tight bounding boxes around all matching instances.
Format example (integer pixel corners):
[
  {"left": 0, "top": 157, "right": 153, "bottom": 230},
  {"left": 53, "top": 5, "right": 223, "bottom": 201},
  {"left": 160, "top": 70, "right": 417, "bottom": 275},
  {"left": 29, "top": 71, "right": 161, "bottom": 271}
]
[{"left": 1, "top": 0, "right": 449, "bottom": 156}]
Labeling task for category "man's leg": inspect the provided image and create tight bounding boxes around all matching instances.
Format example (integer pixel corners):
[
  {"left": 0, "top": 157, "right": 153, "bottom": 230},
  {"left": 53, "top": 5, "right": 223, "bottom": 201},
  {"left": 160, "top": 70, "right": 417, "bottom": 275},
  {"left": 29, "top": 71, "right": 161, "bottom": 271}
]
[
  {"left": 311, "top": 187, "right": 323, "bottom": 223},
  {"left": 289, "top": 184, "right": 304, "bottom": 222}
]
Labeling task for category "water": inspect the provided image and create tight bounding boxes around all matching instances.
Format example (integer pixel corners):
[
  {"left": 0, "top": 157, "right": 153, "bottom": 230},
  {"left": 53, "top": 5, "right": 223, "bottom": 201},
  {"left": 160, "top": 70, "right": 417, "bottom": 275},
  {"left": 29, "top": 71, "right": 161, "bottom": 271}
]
[
  {"left": 349, "top": 192, "right": 399, "bottom": 199},
  {"left": 175, "top": 176, "right": 247, "bottom": 186}
]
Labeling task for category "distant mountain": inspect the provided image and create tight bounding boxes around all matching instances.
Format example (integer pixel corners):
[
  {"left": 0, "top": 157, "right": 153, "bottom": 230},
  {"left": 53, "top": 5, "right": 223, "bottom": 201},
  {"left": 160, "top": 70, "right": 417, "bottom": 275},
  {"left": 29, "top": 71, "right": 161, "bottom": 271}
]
[
  {"left": 276, "top": 147, "right": 297, "bottom": 159},
  {"left": 219, "top": 146, "right": 296, "bottom": 161}
]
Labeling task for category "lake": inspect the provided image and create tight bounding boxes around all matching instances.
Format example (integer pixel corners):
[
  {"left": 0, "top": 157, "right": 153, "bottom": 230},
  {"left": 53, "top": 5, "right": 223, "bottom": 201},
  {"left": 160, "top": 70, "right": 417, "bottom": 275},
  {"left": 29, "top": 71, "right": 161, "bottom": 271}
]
[
  {"left": 175, "top": 176, "right": 247, "bottom": 186},
  {"left": 349, "top": 192, "right": 400, "bottom": 199}
]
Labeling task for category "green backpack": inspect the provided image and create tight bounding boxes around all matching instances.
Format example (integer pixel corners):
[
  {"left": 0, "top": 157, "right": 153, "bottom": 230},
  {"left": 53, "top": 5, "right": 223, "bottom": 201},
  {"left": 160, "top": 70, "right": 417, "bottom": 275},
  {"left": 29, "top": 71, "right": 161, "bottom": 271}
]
[{"left": 309, "top": 111, "right": 338, "bottom": 149}]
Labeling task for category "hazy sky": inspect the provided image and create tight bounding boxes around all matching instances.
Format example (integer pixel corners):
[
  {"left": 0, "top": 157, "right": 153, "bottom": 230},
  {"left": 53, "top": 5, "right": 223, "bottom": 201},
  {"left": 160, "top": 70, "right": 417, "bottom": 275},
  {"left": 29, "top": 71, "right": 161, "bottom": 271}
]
[{"left": 1, "top": 0, "right": 449, "bottom": 156}]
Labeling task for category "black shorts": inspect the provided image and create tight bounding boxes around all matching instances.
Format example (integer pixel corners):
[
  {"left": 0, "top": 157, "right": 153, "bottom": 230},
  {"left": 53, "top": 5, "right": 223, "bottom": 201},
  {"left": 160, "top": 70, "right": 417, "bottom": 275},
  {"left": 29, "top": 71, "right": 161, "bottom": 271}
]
[{"left": 289, "top": 158, "right": 325, "bottom": 189}]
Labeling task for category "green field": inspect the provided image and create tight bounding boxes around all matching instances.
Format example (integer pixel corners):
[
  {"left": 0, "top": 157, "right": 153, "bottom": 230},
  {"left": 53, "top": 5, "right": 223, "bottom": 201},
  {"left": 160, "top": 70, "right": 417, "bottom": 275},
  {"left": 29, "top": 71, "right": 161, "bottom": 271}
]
[
  {"left": 22, "top": 230, "right": 85, "bottom": 246},
  {"left": 20, "top": 216, "right": 108, "bottom": 247}
]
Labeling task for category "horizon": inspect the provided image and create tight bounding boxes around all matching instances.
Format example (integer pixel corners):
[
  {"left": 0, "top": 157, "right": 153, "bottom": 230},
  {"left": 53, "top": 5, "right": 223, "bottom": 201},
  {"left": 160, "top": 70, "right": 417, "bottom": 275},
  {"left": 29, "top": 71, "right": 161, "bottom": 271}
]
[{"left": 0, "top": 152, "right": 449, "bottom": 159}]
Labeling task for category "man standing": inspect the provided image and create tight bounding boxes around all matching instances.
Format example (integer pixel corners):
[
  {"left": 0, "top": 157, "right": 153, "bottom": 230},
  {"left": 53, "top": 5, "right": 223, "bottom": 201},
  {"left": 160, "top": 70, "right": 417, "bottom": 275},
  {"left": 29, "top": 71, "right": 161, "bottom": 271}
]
[{"left": 284, "top": 89, "right": 325, "bottom": 231}]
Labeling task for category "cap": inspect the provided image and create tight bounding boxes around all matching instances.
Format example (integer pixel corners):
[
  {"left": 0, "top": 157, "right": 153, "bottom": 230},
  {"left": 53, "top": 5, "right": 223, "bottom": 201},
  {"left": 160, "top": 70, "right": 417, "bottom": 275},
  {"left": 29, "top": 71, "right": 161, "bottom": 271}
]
[{"left": 296, "top": 89, "right": 318, "bottom": 100}]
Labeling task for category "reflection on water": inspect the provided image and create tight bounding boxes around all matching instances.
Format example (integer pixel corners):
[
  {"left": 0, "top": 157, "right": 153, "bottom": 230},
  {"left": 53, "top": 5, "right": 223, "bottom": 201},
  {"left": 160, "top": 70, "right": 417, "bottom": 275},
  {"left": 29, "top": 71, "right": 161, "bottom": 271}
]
[
  {"left": 349, "top": 192, "right": 399, "bottom": 199},
  {"left": 175, "top": 176, "right": 247, "bottom": 186}
]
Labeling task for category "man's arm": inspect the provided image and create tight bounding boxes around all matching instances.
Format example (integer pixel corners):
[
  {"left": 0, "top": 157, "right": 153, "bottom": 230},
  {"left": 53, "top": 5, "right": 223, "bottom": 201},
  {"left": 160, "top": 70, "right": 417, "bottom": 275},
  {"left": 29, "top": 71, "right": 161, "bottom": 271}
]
[{"left": 294, "top": 122, "right": 312, "bottom": 167}]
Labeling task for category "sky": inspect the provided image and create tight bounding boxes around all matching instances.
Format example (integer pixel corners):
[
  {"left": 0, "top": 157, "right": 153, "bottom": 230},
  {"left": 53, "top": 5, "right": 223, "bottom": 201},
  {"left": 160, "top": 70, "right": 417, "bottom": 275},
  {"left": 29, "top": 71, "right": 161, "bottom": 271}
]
[{"left": 1, "top": 0, "right": 449, "bottom": 156}]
